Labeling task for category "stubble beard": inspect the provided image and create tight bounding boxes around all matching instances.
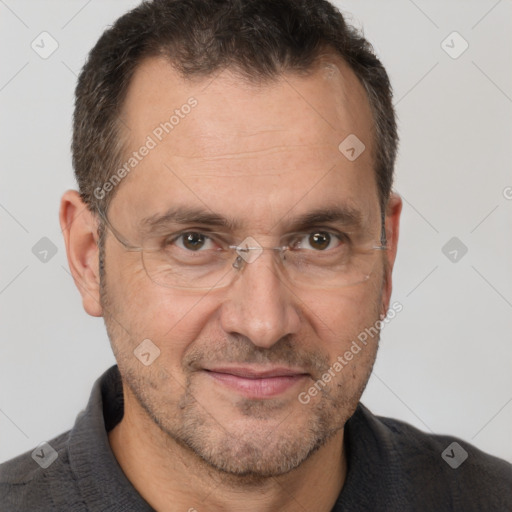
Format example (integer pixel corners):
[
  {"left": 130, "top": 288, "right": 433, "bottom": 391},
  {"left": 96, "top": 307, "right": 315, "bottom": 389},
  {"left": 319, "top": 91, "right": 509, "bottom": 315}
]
[{"left": 99, "top": 245, "right": 382, "bottom": 482}]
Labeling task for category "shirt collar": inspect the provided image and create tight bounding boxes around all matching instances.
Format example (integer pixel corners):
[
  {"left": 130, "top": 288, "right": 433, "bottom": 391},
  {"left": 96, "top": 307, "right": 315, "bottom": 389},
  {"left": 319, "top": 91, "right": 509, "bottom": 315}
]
[{"left": 64, "top": 365, "right": 154, "bottom": 511}]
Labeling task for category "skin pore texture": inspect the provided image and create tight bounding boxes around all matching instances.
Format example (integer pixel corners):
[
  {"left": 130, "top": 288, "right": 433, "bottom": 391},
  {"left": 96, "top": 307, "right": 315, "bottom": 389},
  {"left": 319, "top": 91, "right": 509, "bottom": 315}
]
[{"left": 60, "top": 55, "right": 401, "bottom": 512}]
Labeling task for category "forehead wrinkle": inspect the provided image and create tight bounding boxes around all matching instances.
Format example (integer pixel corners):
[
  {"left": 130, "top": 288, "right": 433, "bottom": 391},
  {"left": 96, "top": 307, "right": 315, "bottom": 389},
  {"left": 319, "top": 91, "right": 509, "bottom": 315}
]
[
  {"left": 167, "top": 142, "right": 335, "bottom": 162},
  {"left": 163, "top": 144, "right": 340, "bottom": 180},
  {"left": 179, "top": 145, "right": 311, "bottom": 161},
  {"left": 183, "top": 173, "right": 288, "bottom": 178}
]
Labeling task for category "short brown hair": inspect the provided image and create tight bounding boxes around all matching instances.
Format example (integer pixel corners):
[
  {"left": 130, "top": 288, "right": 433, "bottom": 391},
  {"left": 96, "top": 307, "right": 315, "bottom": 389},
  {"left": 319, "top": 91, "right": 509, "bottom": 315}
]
[{"left": 72, "top": 0, "right": 398, "bottom": 218}]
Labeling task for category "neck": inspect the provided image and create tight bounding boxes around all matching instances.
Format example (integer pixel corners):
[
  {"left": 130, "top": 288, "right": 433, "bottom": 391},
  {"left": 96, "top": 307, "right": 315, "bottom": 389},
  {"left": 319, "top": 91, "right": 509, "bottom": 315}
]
[{"left": 108, "top": 388, "right": 347, "bottom": 512}]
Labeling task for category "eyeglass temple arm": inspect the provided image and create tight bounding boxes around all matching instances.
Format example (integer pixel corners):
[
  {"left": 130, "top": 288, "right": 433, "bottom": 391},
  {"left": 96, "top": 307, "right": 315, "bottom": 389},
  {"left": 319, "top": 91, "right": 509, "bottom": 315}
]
[{"left": 96, "top": 209, "right": 142, "bottom": 252}]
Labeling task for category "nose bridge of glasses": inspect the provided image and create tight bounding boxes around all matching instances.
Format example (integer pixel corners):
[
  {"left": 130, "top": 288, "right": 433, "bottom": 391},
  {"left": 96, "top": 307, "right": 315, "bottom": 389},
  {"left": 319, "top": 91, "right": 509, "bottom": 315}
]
[{"left": 230, "top": 235, "right": 287, "bottom": 267}]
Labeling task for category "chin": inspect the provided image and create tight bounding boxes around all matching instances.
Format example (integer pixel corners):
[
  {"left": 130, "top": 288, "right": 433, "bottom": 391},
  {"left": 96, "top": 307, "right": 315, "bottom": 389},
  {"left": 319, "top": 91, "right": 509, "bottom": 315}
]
[{"left": 164, "top": 391, "right": 347, "bottom": 480}]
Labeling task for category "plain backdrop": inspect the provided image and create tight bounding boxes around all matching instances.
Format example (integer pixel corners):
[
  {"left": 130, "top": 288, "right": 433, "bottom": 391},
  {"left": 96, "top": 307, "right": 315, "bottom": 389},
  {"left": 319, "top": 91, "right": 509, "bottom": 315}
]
[{"left": 1, "top": 0, "right": 511, "bottom": 465}]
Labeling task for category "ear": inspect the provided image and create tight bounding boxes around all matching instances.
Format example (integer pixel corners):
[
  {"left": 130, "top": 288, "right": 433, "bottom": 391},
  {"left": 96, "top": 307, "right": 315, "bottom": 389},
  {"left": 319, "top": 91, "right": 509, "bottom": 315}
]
[
  {"left": 59, "top": 190, "right": 103, "bottom": 317},
  {"left": 381, "top": 192, "right": 402, "bottom": 315}
]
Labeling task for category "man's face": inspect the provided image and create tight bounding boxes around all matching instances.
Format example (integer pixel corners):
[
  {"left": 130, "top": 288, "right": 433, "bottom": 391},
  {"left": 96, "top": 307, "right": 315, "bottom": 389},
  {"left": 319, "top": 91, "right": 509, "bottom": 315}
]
[{"left": 100, "top": 56, "right": 395, "bottom": 477}]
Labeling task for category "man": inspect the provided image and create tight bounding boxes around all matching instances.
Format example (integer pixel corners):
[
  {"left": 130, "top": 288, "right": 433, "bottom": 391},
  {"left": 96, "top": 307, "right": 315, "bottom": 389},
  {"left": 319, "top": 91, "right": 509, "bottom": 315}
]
[{"left": 1, "top": 0, "right": 510, "bottom": 510}]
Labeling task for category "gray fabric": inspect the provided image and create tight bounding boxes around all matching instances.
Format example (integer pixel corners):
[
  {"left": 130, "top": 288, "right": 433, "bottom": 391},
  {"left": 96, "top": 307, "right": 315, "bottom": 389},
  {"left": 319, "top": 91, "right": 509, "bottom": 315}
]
[
  {"left": 0, "top": 366, "right": 152, "bottom": 512},
  {"left": 1, "top": 366, "right": 511, "bottom": 511}
]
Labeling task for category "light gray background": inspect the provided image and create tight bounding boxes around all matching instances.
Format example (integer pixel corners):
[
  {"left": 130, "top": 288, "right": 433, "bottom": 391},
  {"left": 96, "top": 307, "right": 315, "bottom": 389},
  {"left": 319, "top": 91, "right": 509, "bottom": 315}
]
[{"left": 1, "top": 0, "right": 511, "bottom": 465}]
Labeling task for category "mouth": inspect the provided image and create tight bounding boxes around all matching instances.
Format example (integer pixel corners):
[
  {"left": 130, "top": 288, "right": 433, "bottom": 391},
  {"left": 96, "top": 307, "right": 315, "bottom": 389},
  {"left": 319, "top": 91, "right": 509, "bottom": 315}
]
[{"left": 202, "top": 366, "right": 310, "bottom": 399}]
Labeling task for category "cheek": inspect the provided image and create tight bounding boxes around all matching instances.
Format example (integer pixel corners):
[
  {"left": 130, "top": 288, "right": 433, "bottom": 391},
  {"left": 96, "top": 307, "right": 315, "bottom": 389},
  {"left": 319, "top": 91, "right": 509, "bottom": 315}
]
[
  {"left": 302, "top": 278, "right": 383, "bottom": 363},
  {"left": 299, "top": 287, "right": 382, "bottom": 407},
  {"left": 306, "top": 280, "right": 381, "bottom": 330},
  {"left": 106, "top": 263, "right": 217, "bottom": 369}
]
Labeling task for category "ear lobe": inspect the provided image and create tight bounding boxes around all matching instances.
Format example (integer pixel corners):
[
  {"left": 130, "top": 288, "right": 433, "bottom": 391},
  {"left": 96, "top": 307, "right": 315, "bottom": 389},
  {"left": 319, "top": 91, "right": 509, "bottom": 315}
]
[
  {"left": 381, "top": 192, "right": 402, "bottom": 314},
  {"left": 59, "top": 190, "right": 103, "bottom": 317}
]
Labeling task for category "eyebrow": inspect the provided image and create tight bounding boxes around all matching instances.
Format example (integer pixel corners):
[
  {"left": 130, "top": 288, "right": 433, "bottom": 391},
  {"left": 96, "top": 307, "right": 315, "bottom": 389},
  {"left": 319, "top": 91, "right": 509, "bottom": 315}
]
[
  {"left": 140, "top": 207, "right": 239, "bottom": 233},
  {"left": 139, "top": 204, "right": 364, "bottom": 234}
]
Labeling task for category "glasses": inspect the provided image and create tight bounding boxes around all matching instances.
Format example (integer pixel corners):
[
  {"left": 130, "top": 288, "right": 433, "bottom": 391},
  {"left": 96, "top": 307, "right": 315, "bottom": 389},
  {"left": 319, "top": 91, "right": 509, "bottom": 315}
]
[{"left": 100, "top": 213, "right": 387, "bottom": 291}]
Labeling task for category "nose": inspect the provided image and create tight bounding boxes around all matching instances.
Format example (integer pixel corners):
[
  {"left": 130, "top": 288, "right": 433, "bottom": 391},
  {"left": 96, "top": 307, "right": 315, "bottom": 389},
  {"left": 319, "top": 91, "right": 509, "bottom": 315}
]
[{"left": 219, "top": 250, "right": 301, "bottom": 349}]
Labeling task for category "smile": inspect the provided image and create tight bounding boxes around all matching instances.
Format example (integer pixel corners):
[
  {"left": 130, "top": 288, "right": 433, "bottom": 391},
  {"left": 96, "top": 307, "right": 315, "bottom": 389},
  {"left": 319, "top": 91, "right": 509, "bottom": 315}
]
[{"left": 203, "top": 366, "right": 309, "bottom": 399}]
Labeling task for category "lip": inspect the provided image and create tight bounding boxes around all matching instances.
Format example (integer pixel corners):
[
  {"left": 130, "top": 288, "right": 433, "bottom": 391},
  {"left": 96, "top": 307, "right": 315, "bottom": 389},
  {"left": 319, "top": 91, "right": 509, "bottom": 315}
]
[{"left": 203, "top": 366, "right": 309, "bottom": 399}]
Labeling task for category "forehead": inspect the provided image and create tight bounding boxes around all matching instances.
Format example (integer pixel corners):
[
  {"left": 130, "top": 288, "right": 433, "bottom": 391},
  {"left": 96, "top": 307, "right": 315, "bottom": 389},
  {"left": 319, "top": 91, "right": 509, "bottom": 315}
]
[{"left": 111, "top": 55, "right": 378, "bottom": 230}]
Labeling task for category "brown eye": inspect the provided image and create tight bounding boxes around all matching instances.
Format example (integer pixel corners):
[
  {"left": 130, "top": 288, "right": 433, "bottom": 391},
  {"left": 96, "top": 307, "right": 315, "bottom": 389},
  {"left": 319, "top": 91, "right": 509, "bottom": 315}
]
[
  {"left": 308, "top": 232, "right": 331, "bottom": 250},
  {"left": 290, "top": 231, "right": 342, "bottom": 252},
  {"left": 180, "top": 232, "right": 207, "bottom": 251}
]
